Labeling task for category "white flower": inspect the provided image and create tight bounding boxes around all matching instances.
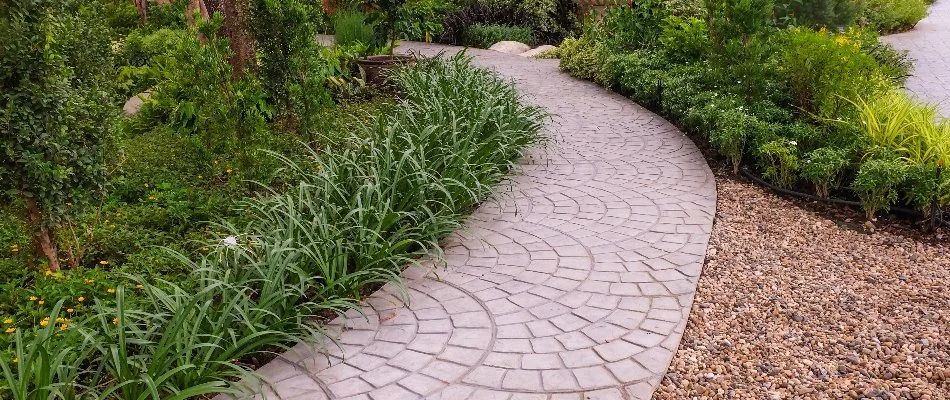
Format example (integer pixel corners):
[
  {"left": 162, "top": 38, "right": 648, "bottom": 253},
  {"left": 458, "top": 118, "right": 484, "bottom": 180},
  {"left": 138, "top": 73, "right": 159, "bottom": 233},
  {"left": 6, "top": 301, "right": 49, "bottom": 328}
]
[
  {"left": 222, "top": 236, "right": 239, "bottom": 248},
  {"left": 789, "top": 141, "right": 798, "bottom": 146}
]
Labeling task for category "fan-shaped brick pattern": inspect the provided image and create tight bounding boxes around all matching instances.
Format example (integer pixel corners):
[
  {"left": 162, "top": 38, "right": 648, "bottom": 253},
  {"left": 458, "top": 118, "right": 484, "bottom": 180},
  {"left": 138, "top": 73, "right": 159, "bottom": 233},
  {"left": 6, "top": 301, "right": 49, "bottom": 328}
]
[{"left": 229, "top": 42, "right": 716, "bottom": 400}]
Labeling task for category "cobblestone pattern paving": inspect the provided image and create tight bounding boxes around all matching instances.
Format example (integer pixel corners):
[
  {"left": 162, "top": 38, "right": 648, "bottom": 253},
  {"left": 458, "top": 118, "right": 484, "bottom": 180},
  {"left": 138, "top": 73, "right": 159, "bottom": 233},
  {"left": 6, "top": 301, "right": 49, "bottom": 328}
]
[
  {"left": 881, "top": 0, "right": 950, "bottom": 116},
  {"left": 236, "top": 43, "right": 716, "bottom": 400}
]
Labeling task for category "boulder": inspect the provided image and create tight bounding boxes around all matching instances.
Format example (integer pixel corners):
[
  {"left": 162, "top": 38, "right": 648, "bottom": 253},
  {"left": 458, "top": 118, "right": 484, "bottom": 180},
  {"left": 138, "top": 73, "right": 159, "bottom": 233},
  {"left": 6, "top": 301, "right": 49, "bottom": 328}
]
[
  {"left": 488, "top": 41, "right": 531, "bottom": 55},
  {"left": 123, "top": 91, "right": 151, "bottom": 116},
  {"left": 520, "top": 45, "right": 557, "bottom": 58}
]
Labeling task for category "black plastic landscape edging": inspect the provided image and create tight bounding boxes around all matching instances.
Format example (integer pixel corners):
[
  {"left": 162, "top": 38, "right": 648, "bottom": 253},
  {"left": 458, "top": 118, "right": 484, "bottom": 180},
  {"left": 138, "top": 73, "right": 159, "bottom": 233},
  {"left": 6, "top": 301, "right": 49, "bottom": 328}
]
[{"left": 739, "top": 167, "right": 950, "bottom": 229}]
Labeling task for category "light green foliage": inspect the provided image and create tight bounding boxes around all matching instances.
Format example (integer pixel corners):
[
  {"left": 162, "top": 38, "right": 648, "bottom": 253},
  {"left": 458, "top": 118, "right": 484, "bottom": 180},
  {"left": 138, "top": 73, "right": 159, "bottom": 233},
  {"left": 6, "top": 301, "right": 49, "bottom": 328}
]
[
  {"left": 462, "top": 23, "right": 534, "bottom": 48},
  {"left": 334, "top": 9, "right": 376, "bottom": 47},
  {"left": 852, "top": 157, "right": 907, "bottom": 219},
  {"left": 758, "top": 139, "right": 801, "bottom": 188},
  {"left": 855, "top": 91, "right": 950, "bottom": 168},
  {"left": 864, "top": 0, "right": 928, "bottom": 32},
  {"left": 801, "top": 147, "right": 851, "bottom": 196},
  {"left": 599, "top": 0, "right": 668, "bottom": 50},
  {"left": 660, "top": 15, "right": 711, "bottom": 62},
  {"left": 558, "top": 37, "right": 613, "bottom": 85},
  {"left": 778, "top": 27, "right": 889, "bottom": 119},
  {"left": 0, "top": 0, "right": 117, "bottom": 267},
  {"left": 398, "top": 0, "right": 458, "bottom": 41}
]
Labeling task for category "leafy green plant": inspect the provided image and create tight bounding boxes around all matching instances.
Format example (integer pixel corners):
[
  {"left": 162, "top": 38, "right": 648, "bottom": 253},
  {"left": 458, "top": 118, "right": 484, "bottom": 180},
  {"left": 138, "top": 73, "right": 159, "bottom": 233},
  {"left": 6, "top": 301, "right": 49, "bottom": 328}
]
[
  {"left": 863, "top": 0, "right": 928, "bottom": 32},
  {"left": 0, "top": 0, "right": 118, "bottom": 272},
  {"left": 758, "top": 139, "right": 801, "bottom": 188},
  {"left": 660, "top": 15, "right": 711, "bottom": 62},
  {"left": 462, "top": 23, "right": 534, "bottom": 48},
  {"left": 852, "top": 157, "right": 907, "bottom": 220},
  {"left": 334, "top": 9, "right": 376, "bottom": 47},
  {"left": 801, "top": 147, "right": 851, "bottom": 196},
  {"left": 558, "top": 37, "right": 614, "bottom": 86},
  {"left": 0, "top": 301, "right": 90, "bottom": 400},
  {"left": 710, "top": 109, "right": 775, "bottom": 173},
  {"left": 778, "top": 27, "right": 889, "bottom": 119},
  {"left": 774, "top": 0, "right": 865, "bottom": 27}
]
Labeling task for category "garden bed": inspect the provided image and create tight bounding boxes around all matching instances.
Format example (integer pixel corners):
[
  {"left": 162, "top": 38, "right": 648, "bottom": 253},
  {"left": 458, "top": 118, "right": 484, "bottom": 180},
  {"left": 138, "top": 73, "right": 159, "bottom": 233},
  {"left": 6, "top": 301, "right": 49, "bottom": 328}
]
[{"left": 654, "top": 166, "right": 950, "bottom": 399}]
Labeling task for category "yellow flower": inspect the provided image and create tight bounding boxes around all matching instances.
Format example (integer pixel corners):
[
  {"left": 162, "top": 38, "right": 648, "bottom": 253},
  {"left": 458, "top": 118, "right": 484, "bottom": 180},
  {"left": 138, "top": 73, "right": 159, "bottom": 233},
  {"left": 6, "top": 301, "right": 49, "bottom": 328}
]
[
  {"left": 45, "top": 270, "right": 53, "bottom": 277},
  {"left": 40, "top": 318, "right": 49, "bottom": 327},
  {"left": 135, "top": 284, "right": 144, "bottom": 289},
  {"left": 4, "top": 327, "right": 15, "bottom": 334},
  {"left": 201, "top": 247, "right": 209, "bottom": 252},
  {"left": 11, "top": 357, "right": 17, "bottom": 363},
  {"left": 28, "top": 296, "right": 37, "bottom": 301},
  {"left": 112, "top": 317, "right": 119, "bottom": 325},
  {"left": 38, "top": 300, "right": 45, "bottom": 305},
  {"left": 226, "top": 168, "right": 233, "bottom": 174},
  {"left": 56, "top": 317, "right": 66, "bottom": 323},
  {"left": 60, "top": 323, "right": 68, "bottom": 330},
  {"left": 84, "top": 279, "right": 95, "bottom": 284},
  {"left": 99, "top": 260, "right": 109, "bottom": 265},
  {"left": 10, "top": 244, "right": 18, "bottom": 253},
  {"left": 2, "top": 319, "right": 11, "bottom": 324},
  {"left": 144, "top": 183, "right": 149, "bottom": 188},
  {"left": 148, "top": 195, "right": 156, "bottom": 201},
  {"left": 66, "top": 308, "right": 74, "bottom": 313},
  {"left": 213, "top": 159, "right": 219, "bottom": 165},
  {"left": 77, "top": 297, "right": 85, "bottom": 302},
  {"left": 107, "top": 288, "right": 116, "bottom": 294},
  {"left": 198, "top": 175, "right": 203, "bottom": 180}
]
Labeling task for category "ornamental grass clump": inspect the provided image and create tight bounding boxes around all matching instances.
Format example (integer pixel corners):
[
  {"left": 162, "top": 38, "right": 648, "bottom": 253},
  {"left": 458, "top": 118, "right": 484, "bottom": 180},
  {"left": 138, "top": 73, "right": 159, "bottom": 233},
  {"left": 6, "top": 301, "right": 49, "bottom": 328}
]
[{"left": 0, "top": 54, "right": 543, "bottom": 399}]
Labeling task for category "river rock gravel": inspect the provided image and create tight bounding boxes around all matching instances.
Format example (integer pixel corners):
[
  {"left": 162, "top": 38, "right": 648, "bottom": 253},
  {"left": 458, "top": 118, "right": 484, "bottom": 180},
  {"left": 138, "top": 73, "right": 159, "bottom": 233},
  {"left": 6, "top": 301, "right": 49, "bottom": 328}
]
[{"left": 653, "top": 169, "right": 950, "bottom": 400}]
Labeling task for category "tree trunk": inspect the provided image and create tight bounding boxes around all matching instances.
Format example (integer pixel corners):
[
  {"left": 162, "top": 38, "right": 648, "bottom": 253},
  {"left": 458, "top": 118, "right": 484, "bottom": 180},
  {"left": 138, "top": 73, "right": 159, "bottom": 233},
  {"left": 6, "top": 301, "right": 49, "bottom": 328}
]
[
  {"left": 220, "top": 0, "right": 256, "bottom": 80},
  {"left": 186, "top": 0, "right": 210, "bottom": 27},
  {"left": 133, "top": 0, "right": 148, "bottom": 24},
  {"left": 25, "top": 197, "right": 61, "bottom": 272}
]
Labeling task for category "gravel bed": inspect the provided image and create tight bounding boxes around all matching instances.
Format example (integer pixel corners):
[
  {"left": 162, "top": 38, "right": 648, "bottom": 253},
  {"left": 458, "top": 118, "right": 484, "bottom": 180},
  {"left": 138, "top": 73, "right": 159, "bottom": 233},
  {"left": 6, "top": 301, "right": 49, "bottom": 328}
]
[{"left": 654, "top": 168, "right": 950, "bottom": 400}]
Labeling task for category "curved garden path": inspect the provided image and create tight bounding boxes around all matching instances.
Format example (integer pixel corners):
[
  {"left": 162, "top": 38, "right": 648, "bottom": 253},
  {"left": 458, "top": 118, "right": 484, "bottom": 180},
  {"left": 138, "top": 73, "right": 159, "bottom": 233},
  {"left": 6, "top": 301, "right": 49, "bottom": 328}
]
[
  {"left": 242, "top": 43, "right": 716, "bottom": 400},
  {"left": 881, "top": 0, "right": 950, "bottom": 116}
]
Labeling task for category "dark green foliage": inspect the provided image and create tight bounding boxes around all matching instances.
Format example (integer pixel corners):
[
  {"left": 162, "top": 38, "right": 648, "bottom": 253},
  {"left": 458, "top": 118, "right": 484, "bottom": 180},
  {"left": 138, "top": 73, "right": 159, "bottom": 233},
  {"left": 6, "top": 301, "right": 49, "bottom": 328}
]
[
  {"left": 462, "top": 23, "right": 534, "bottom": 48},
  {"left": 0, "top": 0, "right": 117, "bottom": 252},
  {"left": 250, "top": 0, "right": 336, "bottom": 135},
  {"left": 774, "top": 0, "right": 865, "bottom": 27},
  {"left": 439, "top": 0, "right": 579, "bottom": 45},
  {"left": 852, "top": 157, "right": 907, "bottom": 219},
  {"left": 801, "top": 146, "right": 851, "bottom": 196}
]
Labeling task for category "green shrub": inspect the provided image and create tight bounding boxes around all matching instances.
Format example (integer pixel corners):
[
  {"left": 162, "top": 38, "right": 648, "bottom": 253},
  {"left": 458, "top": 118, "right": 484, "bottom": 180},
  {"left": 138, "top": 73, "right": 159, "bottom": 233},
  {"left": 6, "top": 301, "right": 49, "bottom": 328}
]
[
  {"left": 852, "top": 157, "right": 907, "bottom": 219},
  {"left": 599, "top": 0, "right": 668, "bottom": 50},
  {"left": 462, "top": 23, "right": 534, "bottom": 48},
  {"left": 864, "top": 0, "right": 928, "bottom": 32},
  {"left": 778, "top": 27, "right": 889, "bottom": 120},
  {"left": 854, "top": 91, "right": 950, "bottom": 168},
  {"left": 606, "top": 50, "right": 670, "bottom": 107},
  {"left": 660, "top": 15, "right": 711, "bottom": 62},
  {"left": 334, "top": 9, "right": 376, "bottom": 47},
  {"left": 0, "top": 0, "right": 117, "bottom": 272},
  {"left": 711, "top": 109, "right": 775, "bottom": 173},
  {"left": 758, "top": 139, "right": 801, "bottom": 188},
  {"left": 801, "top": 146, "right": 851, "bottom": 196},
  {"left": 439, "top": 0, "right": 579, "bottom": 45},
  {"left": 774, "top": 0, "right": 865, "bottom": 28},
  {"left": 558, "top": 37, "right": 613, "bottom": 86},
  {"left": 903, "top": 163, "right": 950, "bottom": 215}
]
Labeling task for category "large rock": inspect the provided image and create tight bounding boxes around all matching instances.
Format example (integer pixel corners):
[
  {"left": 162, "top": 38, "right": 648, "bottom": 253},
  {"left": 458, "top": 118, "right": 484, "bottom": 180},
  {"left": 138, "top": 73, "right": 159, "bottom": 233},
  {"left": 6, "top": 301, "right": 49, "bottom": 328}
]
[
  {"left": 123, "top": 91, "right": 151, "bottom": 116},
  {"left": 520, "top": 45, "right": 557, "bottom": 58},
  {"left": 488, "top": 41, "right": 531, "bottom": 55}
]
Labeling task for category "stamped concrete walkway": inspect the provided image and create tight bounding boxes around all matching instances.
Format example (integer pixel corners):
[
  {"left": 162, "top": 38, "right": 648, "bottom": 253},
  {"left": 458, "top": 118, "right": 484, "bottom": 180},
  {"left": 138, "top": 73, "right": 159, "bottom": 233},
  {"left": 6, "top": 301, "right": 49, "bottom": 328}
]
[
  {"left": 241, "top": 43, "right": 716, "bottom": 400},
  {"left": 881, "top": 0, "right": 950, "bottom": 116}
]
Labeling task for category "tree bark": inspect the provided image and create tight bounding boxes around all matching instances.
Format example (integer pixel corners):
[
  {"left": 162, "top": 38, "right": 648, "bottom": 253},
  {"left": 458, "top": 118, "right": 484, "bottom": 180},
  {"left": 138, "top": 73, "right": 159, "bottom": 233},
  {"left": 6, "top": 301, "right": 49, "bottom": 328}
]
[
  {"left": 24, "top": 197, "right": 60, "bottom": 272},
  {"left": 220, "top": 0, "right": 256, "bottom": 80},
  {"left": 186, "top": 0, "right": 210, "bottom": 27},
  {"left": 133, "top": 0, "right": 148, "bottom": 24}
]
